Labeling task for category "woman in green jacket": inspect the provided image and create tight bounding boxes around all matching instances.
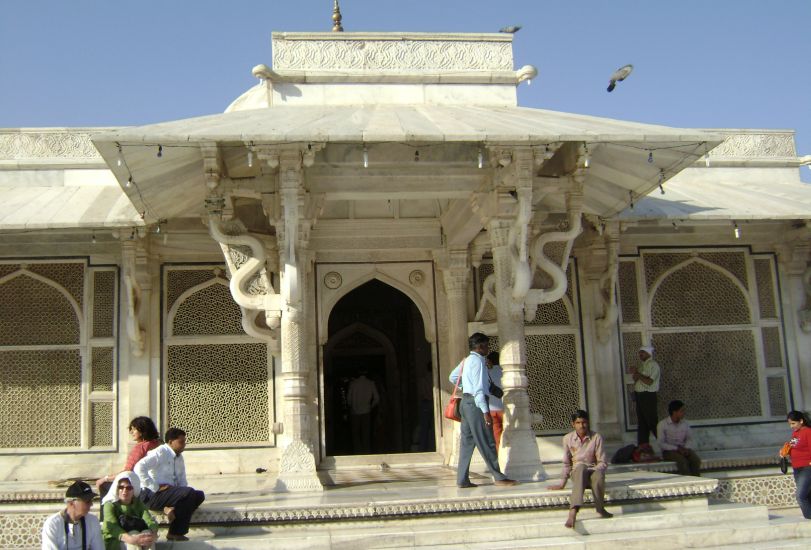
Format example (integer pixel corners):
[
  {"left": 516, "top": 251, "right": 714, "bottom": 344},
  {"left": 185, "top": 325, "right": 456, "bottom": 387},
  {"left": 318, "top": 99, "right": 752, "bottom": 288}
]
[{"left": 100, "top": 471, "right": 158, "bottom": 550}]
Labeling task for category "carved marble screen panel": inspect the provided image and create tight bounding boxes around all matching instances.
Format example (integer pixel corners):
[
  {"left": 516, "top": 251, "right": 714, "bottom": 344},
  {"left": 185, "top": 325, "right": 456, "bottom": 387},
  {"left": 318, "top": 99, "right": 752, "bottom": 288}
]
[
  {"left": 166, "top": 343, "right": 269, "bottom": 444},
  {"left": 618, "top": 249, "right": 790, "bottom": 427},
  {"left": 0, "top": 349, "right": 81, "bottom": 447},
  {"left": 164, "top": 265, "right": 273, "bottom": 446},
  {"left": 0, "top": 260, "right": 117, "bottom": 450}
]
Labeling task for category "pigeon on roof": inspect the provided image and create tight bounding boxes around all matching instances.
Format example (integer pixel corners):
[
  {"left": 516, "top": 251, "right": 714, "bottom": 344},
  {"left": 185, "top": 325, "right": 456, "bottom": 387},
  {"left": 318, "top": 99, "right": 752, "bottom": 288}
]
[
  {"left": 607, "top": 64, "right": 634, "bottom": 92},
  {"left": 499, "top": 25, "right": 521, "bottom": 33}
]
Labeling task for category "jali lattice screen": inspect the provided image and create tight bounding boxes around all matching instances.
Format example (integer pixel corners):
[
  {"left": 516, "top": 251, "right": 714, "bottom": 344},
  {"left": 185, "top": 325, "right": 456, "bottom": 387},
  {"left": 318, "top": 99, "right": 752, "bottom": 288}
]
[
  {"left": 165, "top": 266, "right": 272, "bottom": 446},
  {"left": 618, "top": 250, "right": 789, "bottom": 426}
]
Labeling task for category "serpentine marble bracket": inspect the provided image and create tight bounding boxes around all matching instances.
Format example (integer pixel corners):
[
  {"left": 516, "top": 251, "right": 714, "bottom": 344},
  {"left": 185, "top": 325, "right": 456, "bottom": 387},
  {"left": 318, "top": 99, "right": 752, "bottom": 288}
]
[
  {"left": 595, "top": 221, "right": 620, "bottom": 343},
  {"left": 523, "top": 149, "right": 587, "bottom": 322}
]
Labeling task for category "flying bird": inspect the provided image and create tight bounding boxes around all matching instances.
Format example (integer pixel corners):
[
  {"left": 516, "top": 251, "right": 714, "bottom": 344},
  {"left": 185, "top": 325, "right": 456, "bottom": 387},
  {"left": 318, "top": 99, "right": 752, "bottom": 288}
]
[
  {"left": 607, "top": 64, "right": 633, "bottom": 92},
  {"left": 499, "top": 25, "right": 521, "bottom": 33}
]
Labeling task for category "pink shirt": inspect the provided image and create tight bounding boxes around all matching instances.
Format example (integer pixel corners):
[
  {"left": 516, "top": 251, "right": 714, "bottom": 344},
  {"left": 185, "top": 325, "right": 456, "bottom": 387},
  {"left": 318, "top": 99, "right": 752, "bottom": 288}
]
[
  {"left": 124, "top": 439, "right": 161, "bottom": 471},
  {"left": 561, "top": 430, "right": 607, "bottom": 480}
]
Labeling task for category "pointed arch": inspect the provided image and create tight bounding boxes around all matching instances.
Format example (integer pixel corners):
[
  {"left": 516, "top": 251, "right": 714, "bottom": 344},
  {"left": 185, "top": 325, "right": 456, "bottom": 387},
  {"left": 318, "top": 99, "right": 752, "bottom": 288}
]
[
  {"left": 167, "top": 277, "right": 239, "bottom": 336},
  {"left": 648, "top": 257, "right": 752, "bottom": 327},
  {"left": 320, "top": 270, "right": 435, "bottom": 343},
  {"left": 0, "top": 268, "right": 83, "bottom": 324}
]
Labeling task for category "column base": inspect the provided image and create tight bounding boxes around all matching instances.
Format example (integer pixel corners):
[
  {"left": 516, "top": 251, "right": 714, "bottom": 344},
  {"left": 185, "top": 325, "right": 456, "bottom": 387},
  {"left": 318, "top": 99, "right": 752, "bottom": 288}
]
[
  {"left": 500, "top": 427, "right": 548, "bottom": 482},
  {"left": 274, "top": 439, "right": 324, "bottom": 492}
]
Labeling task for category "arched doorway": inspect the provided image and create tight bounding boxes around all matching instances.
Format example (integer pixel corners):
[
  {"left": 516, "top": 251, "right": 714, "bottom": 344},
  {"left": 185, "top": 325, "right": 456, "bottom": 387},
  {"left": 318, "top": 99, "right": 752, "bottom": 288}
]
[{"left": 323, "top": 279, "right": 434, "bottom": 456}]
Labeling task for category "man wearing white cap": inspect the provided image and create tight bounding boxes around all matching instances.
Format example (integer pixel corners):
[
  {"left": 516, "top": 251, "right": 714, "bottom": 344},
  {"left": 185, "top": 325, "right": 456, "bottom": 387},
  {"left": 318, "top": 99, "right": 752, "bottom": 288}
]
[{"left": 631, "top": 345, "right": 660, "bottom": 446}]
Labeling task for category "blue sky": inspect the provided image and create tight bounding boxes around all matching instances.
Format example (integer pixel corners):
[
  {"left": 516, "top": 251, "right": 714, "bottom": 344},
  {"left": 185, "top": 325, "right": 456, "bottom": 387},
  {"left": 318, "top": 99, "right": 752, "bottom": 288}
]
[{"left": 1, "top": 1, "right": 809, "bottom": 180}]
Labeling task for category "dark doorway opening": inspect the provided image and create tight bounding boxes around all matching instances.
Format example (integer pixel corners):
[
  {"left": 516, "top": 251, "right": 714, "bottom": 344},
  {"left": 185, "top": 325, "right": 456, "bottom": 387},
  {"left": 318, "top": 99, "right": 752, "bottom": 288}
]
[{"left": 324, "top": 279, "right": 434, "bottom": 456}]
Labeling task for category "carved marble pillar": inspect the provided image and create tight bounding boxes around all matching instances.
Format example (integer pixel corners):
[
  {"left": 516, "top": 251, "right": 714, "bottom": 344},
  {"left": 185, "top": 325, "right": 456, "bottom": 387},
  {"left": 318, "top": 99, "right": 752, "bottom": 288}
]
[
  {"left": 580, "top": 222, "right": 622, "bottom": 439},
  {"left": 489, "top": 221, "right": 547, "bottom": 481},
  {"left": 438, "top": 248, "right": 471, "bottom": 463},
  {"left": 776, "top": 242, "right": 811, "bottom": 410},
  {"left": 274, "top": 150, "right": 322, "bottom": 491},
  {"left": 120, "top": 239, "right": 154, "bottom": 423},
  {"left": 442, "top": 249, "right": 471, "bottom": 371}
]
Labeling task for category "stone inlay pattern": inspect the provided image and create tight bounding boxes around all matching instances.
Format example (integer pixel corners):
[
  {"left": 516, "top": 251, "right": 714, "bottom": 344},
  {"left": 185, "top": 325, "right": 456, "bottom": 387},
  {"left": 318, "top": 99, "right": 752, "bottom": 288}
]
[
  {"left": 0, "top": 513, "right": 48, "bottom": 549},
  {"left": 712, "top": 474, "right": 797, "bottom": 508},
  {"left": 272, "top": 37, "right": 513, "bottom": 71},
  {"left": 526, "top": 334, "right": 580, "bottom": 432},
  {"left": 0, "top": 349, "right": 82, "bottom": 447},
  {"left": 167, "top": 343, "right": 269, "bottom": 444},
  {"left": 651, "top": 261, "right": 750, "bottom": 327},
  {"left": 653, "top": 330, "right": 760, "bottom": 420}
]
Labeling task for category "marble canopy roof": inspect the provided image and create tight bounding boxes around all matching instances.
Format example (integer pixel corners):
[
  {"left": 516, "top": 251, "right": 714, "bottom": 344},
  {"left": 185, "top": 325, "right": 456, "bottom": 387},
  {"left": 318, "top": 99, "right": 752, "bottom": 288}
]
[{"left": 92, "top": 105, "right": 723, "bottom": 222}]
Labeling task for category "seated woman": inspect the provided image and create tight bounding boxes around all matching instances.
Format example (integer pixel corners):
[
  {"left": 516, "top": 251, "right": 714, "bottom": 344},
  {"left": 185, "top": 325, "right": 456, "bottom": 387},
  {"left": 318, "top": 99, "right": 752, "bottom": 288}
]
[
  {"left": 96, "top": 417, "right": 162, "bottom": 495},
  {"left": 101, "top": 472, "right": 158, "bottom": 550}
]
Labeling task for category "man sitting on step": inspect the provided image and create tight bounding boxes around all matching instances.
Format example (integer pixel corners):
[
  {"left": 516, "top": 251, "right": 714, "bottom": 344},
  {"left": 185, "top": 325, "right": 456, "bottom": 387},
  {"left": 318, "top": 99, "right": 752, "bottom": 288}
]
[
  {"left": 134, "top": 427, "right": 205, "bottom": 542},
  {"left": 656, "top": 400, "right": 701, "bottom": 476},
  {"left": 548, "top": 409, "right": 613, "bottom": 528}
]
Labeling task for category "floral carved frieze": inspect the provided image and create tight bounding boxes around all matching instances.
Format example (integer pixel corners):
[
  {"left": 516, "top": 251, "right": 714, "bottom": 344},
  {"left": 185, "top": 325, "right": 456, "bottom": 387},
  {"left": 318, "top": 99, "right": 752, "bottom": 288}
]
[
  {"left": 0, "top": 131, "right": 102, "bottom": 160},
  {"left": 709, "top": 133, "right": 796, "bottom": 158},
  {"left": 272, "top": 39, "right": 513, "bottom": 71}
]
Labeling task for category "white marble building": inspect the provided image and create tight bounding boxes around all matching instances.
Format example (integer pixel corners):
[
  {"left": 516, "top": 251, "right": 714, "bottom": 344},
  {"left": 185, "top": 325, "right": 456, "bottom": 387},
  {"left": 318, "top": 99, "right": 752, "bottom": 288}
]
[{"left": 1, "top": 30, "right": 809, "bottom": 490}]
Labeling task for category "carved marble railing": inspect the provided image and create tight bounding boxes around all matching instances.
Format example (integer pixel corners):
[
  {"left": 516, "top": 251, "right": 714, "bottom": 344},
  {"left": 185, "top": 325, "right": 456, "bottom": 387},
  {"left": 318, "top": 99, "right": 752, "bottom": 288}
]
[
  {"left": 705, "top": 131, "right": 797, "bottom": 159},
  {"left": 0, "top": 130, "right": 106, "bottom": 161},
  {"left": 272, "top": 32, "right": 514, "bottom": 72}
]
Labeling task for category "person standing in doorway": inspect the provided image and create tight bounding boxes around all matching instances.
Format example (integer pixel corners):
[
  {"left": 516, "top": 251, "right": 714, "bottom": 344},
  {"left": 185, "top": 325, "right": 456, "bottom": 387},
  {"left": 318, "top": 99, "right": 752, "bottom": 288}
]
[
  {"left": 485, "top": 351, "right": 505, "bottom": 454},
  {"left": 631, "top": 345, "right": 660, "bottom": 448},
  {"left": 449, "top": 333, "right": 516, "bottom": 488},
  {"left": 347, "top": 370, "right": 380, "bottom": 454}
]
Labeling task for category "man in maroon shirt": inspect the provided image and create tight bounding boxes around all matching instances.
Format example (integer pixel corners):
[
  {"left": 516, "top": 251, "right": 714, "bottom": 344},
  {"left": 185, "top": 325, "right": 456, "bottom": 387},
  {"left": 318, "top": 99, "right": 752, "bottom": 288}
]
[{"left": 549, "top": 410, "right": 613, "bottom": 528}]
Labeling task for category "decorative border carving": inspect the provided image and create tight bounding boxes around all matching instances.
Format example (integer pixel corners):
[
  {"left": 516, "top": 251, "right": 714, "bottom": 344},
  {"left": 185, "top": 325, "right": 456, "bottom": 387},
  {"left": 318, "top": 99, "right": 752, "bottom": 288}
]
[
  {"left": 272, "top": 38, "right": 513, "bottom": 71},
  {"left": 708, "top": 133, "right": 796, "bottom": 158},
  {"left": 0, "top": 131, "right": 102, "bottom": 160}
]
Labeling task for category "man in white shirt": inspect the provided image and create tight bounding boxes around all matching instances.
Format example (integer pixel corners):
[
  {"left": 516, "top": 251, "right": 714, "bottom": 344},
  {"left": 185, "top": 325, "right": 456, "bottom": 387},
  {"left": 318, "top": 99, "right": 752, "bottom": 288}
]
[
  {"left": 134, "top": 427, "right": 205, "bottom": 542},
  {"left": 657, "top": 400, "right": 701, "bottom": 476},
  {"left": 41, "top": 481, "right": 104, "bottom": 550},
  {"left": 632, "top": 345, "right": 661, "bottom": 447},
  {"left": 449, "top": 333, "right": 516, "bottom": 489},
  {"left": 347, "top": 371, "right": 380, "bottom": 453}
]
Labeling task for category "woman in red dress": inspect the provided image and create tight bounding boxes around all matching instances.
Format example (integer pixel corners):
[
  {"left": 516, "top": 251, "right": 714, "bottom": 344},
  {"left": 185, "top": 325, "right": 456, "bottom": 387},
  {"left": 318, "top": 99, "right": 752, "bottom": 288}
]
[
  {"left": 96, "top": 417, "right": 161, "bottom": 494},
  {"left": 782, "top": 410, "right": 811, "bottom": 519}
]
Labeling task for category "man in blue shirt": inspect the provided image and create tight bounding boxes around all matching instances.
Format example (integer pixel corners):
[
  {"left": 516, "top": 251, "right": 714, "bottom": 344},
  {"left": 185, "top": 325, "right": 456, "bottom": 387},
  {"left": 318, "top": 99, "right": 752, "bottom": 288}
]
[{"left": 449, "top": 333, "right": 517, "bottom": 488}]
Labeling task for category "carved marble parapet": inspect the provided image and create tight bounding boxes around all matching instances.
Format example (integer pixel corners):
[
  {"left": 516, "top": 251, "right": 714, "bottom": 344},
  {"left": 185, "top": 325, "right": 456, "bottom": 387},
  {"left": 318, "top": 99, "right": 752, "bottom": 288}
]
[
  {"left": 272, "top": 32, "right": 513, "bottom": 72},
  {"left": 0, "top": 130, "right": 104, "bottom": 160},
  {"left": 707, "top": 131, "right": 796, "bottom": 158}
]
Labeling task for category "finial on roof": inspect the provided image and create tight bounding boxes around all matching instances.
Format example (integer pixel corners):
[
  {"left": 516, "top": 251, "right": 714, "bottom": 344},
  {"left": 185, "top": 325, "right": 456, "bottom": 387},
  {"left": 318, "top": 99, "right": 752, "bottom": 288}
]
[{"left": 332, "top": 0, "right": 343, "bottom": 32}]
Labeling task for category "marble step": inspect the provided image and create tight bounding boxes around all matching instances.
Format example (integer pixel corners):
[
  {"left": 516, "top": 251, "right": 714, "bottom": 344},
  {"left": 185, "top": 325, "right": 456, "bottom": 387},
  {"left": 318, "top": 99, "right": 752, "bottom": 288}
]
[
  {"left": 169, "top": 502, "right": 769, "bottom": 549},
  {"left": 407, "top": 511, "right": 811, "bottom": 550}
]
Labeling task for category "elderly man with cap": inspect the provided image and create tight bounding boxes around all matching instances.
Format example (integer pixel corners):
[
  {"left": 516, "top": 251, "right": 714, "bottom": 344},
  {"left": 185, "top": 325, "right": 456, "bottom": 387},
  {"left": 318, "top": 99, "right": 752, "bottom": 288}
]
[
  {"left": 631, "top": 345, "right": 661, "bottom": 447},
  {"left": 41, "top": 480, "right": 104, "bottom": 549}
]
